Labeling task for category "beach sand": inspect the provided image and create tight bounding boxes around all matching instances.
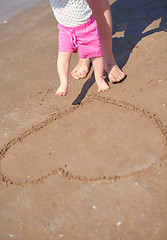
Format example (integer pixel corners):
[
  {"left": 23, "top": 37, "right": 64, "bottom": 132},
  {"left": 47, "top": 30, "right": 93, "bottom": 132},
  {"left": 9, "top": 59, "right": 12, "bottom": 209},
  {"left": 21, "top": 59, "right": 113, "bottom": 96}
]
[{"left": 0, "top": 0, "right": 167, "bottom": 239}]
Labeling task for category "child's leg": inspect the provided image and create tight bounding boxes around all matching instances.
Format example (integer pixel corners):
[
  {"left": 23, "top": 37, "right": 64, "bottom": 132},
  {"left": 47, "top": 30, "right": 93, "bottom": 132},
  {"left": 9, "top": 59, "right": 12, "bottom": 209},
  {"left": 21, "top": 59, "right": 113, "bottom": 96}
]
[
  {"left": 92, "top": 56, "right": 109, "bottom": 92},
  {"left": 56, "top": 52, "right": 73, "bottom": 96}
]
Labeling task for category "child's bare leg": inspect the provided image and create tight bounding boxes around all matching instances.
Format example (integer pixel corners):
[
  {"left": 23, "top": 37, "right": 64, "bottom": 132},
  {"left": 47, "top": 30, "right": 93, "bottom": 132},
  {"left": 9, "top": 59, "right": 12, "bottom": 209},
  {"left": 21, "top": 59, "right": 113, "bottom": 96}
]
[
  {"left": 56, "top": 52, "right": 73, "bottom": 96},
  {"left": 92, "top": 57, "right": 109, "bottom": 92}
]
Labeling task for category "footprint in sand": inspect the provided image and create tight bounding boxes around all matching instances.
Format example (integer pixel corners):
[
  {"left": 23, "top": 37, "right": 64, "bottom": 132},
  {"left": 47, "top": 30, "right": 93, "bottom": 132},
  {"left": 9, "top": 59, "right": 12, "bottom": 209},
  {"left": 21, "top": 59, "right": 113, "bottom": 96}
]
[{"left": 0, "top": 95, "right": 166, "bottom": 186}]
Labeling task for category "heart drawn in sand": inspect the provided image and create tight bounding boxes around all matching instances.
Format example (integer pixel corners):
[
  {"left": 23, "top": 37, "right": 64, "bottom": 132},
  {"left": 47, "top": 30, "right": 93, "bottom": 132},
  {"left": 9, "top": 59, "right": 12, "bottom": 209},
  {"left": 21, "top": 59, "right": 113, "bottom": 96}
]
[{"left": 0, "top": 95, "right": 166, "bottom": 187}]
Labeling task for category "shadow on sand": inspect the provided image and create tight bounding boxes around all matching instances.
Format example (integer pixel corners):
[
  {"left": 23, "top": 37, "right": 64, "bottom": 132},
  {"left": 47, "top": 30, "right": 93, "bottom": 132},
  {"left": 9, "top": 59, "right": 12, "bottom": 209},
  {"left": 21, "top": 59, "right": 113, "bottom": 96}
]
[{"left": 72, "top": 0, "right": 167, "bottom": 105}]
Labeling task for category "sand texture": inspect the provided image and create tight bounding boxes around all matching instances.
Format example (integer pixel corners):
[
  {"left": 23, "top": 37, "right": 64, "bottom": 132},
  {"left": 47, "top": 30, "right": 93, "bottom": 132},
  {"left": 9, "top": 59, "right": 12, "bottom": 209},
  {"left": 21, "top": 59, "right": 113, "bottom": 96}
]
[{"left": 0, "top": 0, "right": 167, "bottom": 239}]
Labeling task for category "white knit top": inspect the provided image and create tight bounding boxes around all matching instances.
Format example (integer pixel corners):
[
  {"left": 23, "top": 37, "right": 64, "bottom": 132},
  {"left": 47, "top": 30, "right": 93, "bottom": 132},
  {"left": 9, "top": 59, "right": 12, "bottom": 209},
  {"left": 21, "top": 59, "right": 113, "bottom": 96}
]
[{"left": 49, "top": 0, "right": 92, "bottom": 27}]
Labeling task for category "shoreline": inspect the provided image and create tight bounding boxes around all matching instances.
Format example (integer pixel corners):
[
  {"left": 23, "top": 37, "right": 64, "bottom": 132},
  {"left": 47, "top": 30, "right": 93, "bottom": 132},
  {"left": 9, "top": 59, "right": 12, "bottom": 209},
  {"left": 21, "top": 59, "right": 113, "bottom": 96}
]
[
  {"left": 0, "top": 0, "right": 45, "bottom": 23},
  {"left": 0, "top": 0, "right": 56, "bottom": 111}
]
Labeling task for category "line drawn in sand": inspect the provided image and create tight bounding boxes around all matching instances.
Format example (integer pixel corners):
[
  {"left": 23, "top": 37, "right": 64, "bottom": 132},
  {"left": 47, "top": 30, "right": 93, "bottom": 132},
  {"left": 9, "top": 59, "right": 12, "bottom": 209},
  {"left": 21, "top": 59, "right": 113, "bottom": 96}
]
[{"left": 0, "top": 94, "right": 166, "bottom": 187}]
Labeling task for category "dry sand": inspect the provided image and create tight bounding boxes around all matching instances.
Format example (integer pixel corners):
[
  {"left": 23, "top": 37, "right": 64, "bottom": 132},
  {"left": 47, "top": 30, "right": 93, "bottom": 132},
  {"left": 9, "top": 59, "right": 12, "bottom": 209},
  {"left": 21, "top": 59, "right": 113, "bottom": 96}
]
[{"left": 0, "top": 0, "right": 167, "bottom": 239}]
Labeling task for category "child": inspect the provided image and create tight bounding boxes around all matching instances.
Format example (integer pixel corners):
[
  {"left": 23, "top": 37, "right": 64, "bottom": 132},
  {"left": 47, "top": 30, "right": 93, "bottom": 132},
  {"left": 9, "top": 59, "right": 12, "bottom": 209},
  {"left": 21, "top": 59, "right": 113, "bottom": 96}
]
[{"left": 49, "top": 0, "right": 109, "bottom": 96}]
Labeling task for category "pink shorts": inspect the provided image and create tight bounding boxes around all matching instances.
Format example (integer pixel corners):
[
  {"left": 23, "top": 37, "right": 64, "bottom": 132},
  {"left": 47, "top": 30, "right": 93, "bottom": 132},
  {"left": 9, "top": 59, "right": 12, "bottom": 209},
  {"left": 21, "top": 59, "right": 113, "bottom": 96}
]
[{"left": 58, "top": 16, "right": 103, "bottom": 59}]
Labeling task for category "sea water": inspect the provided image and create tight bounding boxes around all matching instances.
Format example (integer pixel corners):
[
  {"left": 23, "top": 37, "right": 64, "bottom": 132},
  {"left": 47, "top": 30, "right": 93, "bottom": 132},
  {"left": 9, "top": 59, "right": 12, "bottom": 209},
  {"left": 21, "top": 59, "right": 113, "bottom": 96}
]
[{"left": 0, "top": 0, "right": 43, "bottom": 22}]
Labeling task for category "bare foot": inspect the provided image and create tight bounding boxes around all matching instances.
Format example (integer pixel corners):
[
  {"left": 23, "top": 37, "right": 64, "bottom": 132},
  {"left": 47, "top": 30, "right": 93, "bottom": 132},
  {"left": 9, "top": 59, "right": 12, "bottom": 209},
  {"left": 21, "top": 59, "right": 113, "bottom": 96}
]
[
  {"left": 96, "top": 78, "right": 110, "bottom": 92},
  {"left": 71, "top": 58, "right": 91, "bottom": 79},
  {"left": 104, "top": 58, "right": 126, "bottom": 83},
  {"left": 56, "top": 83, "right": 68, "bottom": 96}
]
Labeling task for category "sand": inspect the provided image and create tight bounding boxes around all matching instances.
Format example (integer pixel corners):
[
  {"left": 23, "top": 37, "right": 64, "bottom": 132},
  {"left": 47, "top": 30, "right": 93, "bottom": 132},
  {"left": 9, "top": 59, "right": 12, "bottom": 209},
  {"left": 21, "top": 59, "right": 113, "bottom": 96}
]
[{"left": 0, "top": 0, "right": 167, "bottom": 239}]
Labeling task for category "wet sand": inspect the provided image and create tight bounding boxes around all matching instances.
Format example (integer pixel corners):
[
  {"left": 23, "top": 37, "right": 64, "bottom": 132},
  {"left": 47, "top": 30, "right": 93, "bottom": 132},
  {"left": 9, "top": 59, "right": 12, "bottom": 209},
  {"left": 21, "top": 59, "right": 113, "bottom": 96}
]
[{"left": 0, "top": 0, "right": 167, "bottom": 239}]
